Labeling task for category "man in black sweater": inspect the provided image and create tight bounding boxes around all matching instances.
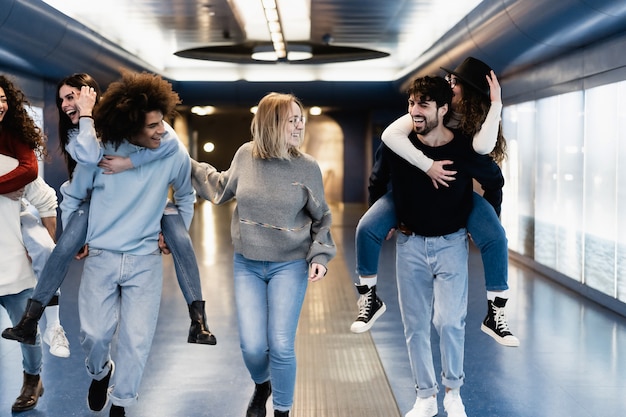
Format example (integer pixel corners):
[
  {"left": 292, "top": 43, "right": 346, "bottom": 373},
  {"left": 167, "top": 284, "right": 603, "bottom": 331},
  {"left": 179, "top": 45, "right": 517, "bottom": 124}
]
[{"left": 372, "top": 76, "right": 503, "bottom": 417}]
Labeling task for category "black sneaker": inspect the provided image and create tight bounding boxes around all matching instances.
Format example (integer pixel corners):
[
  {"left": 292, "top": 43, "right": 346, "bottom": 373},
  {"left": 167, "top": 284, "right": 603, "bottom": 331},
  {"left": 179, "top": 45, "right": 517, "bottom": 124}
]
[
  {"left": 88, "top": 361, "right": 114, "bottom": 411},
  {"left": 350, "top": 284, "right": 386, "bottom": 333},
  {"left": 481, "top": 297, "right": 520, "bottom": 347},
  {"left": 110, "top": 404, "right": 126, "bottom": 417}
]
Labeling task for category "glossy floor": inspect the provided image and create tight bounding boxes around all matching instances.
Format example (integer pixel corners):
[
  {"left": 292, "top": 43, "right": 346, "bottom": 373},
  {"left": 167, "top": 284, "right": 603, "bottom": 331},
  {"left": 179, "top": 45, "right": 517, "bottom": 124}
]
[{"left": 1, "top": 202, "right": 625, "bottom": 417}]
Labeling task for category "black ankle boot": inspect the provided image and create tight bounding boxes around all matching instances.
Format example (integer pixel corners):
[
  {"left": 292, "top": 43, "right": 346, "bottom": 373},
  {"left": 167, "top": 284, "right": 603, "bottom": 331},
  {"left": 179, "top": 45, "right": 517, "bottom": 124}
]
[
  {"left": 187, "top": 300, "right": 217, "bottom": 345},
  {"left": 110, "top": 404, "right": 126, "bottom": 417},
  {"left": 2, "top": 299, "right": 45, "bottom": 345},
  {"left": 246, "top": 381, "right": 272, "bottom": 417},
  {"left": 274, "top": 410, "right": 289, "bottom": 417},
  {"left": 11, "top": 372, "right": 44, "bottom": 411}
]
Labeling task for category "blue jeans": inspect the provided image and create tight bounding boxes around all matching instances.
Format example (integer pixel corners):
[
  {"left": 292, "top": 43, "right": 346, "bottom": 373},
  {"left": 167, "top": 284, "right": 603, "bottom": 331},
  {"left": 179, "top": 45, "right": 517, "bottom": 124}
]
[
  {"left": 355, "top": 191, "right": 397, "bottom": 276},
  {"left": 0, "top": 289, "right": 43, "bottom": 375},
  {"left": 31, "top": 201, "right": 202, "bottom": 307},
  {"left": 395, "top": 229, "right": 468, "bottom": 396},
  {"left": 161, "top": 202, "right": 203, "bottom": 303},
  {"left": 78, "top": 249, "right": 163, "bottom": 407},
  {"left": 233, "top": 253, "right": 308, "bottom": 412},
  {"left": 467, "top": 193, "right": 509, "bottom": 291},
  {"left": 31, "top": 200, "right": 90, "bottom": 305},
  {"left": 356, "top": 191, "right": 509, "bottom": 291}
]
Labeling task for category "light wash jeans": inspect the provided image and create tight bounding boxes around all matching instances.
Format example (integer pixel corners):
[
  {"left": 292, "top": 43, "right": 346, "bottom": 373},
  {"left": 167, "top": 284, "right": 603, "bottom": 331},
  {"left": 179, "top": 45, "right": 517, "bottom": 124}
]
[
  {"left": 0, "top": 289, "right": 43, "bottom": 375},
  {"left": 78, "top": 248, "right": 163, "bottom": 407},
  {"left": 395, "top": 228, "right": 468, "bottom": 397},
  {"left": 30, "top": 200, "right": 90, "bottom": 305},
  {"left": 31, "top": 200, "right": 202, "bottom": 307},
  {"left": 233, "top": 253, "right": 308, "bottom": 412},
  {"left": 356, "top": 191, "right": 508, "bottom": 291},
  {"left": 161, "top": 202, "right": 202, "bottom": 303}
]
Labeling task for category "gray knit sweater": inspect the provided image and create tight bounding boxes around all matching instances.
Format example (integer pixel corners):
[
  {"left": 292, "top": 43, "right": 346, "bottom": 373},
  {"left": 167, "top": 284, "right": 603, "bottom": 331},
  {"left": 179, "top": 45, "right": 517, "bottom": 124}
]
[{"left": 191, "top": 142, "right": 336, "bottom": 267}]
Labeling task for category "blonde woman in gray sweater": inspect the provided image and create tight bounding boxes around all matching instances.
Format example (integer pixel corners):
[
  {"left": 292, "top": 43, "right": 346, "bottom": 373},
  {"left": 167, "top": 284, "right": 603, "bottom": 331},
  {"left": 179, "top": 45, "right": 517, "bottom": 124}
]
[{"left": 191, "top": 92, "right": 336, "bottom": 417}]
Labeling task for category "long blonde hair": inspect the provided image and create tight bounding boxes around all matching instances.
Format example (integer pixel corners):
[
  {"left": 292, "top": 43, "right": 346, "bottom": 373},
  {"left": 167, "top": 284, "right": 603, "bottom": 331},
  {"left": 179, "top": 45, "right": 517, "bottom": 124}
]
[{"left": 251, "top": 92, "right": 303, "bottom": 160}]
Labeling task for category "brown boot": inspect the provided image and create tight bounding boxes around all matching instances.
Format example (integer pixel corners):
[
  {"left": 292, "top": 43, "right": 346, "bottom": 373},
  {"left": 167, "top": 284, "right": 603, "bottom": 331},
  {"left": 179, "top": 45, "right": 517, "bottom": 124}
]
[{"left": 12, "top": 372, "right": 44, "bottom": 412}]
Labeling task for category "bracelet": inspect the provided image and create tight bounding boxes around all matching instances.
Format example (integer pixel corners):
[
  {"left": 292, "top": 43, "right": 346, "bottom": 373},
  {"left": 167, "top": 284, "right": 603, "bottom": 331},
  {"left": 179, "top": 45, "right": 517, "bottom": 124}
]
[{"left": 79, "top": 115, "right": 93, "bottom": 119}]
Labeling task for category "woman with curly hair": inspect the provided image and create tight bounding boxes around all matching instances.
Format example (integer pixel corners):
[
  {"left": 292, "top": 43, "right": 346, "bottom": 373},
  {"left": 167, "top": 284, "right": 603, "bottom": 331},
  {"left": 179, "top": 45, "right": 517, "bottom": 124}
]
[
  {"left": 351, "top": 57, "right": 519, "bottom": 348},
  {"left": 0, "top": 74, "right": 46, "bottom": 412},
  {"left": 0, "top": 75, "right": 45, "bottom": 191}
]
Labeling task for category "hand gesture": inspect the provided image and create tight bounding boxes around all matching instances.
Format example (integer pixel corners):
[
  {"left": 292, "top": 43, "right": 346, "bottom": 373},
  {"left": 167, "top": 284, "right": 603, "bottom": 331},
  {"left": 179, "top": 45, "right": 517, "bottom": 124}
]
[
  {"left": 426, "top": 160, "right": 457, "bottom": 189},
  {"left": 2, "top": 187, "right": 25, "bottom": 201},
  {"left": 75, "top": 244, "right": 89, "bottom": 260},
  {"left": 158, "top": 233, "right": 171, "bottom": 255},
  {"left": 76, "top": 85, "right": 97, "bottom": 117},
  {"left": 487, "top": 70, "right": 501, "bottom": 103},
  {"left": 309, "top": 263, "right": 327, "bottom": 282},
  {"left": 98, "top": 155, "right": 133, "bottom": 174}
]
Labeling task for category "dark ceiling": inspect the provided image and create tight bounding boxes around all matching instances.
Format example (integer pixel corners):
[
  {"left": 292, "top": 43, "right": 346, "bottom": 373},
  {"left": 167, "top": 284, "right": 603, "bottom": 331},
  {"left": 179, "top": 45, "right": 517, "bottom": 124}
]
[{"left": 0, "top": 0, "right": 625, "bottom": 107}]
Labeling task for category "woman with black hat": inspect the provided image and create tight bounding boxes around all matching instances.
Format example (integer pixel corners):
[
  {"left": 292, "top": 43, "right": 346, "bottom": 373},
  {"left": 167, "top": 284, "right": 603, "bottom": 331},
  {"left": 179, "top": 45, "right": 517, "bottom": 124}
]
[{"left": 351, "top": 57, "right": 519, "bottom": 348}]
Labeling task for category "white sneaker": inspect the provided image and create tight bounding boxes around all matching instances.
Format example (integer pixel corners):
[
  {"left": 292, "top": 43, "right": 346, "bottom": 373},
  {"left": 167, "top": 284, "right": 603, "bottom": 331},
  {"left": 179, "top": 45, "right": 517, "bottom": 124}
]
[
  {"left": 43, "top": 325, "right": 70, "bottom": 358},
  {"left": 443, "top": 389, "right": 467, "bottom": 417},
  {"left": 405, "top": 395, "right": 437, "bottom": 417}
]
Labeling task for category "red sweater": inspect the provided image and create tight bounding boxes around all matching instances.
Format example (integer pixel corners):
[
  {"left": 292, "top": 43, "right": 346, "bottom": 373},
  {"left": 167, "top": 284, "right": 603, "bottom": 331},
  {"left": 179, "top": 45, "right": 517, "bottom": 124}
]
[{"left": 0, "top": 130, "right": 38, "bottom": 193}]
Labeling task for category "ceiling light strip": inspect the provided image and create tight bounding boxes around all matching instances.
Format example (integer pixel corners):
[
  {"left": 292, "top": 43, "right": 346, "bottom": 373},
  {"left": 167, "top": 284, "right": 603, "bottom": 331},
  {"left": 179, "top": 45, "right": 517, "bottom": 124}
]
[{"left": 262, "top": 0, "right": 287, "bottom": 59}]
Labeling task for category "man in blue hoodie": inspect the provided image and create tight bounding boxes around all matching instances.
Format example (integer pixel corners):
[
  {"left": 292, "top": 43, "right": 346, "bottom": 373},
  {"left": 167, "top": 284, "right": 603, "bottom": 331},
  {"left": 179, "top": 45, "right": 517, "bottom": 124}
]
[{"left": 59, "top": 71, "right": 195, "bottom": 417}]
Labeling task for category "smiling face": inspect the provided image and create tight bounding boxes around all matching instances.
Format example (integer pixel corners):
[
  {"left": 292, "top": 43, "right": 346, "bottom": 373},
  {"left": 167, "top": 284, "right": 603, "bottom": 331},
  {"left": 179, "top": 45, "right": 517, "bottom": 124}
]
[
  {"left": 0, "top": 87, "right": 7, "bottom": 123},
  {"left": 285, "top": 101, "right": 305, "bottom": 148},
  {"left": 130, "top": 110, "right": 165, "bottom": 149},
  {"left": 408, "top": 94, "right": 444, "bottom": 136},
  {"left": 58, "top": 84, "right": 82, "bottom": 125}
]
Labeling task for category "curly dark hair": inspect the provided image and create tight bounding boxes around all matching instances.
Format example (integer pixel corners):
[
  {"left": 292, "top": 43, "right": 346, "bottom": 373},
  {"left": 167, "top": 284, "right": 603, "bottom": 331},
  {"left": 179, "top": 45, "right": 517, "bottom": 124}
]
[
  {"left": 94, "top": 70, "right": 181, "bottom": 149},
  {"left": 454, "top": 81, "right": 507, "bottom": 164},
  {"left": 56, "top": 73, "right": 102, "bottom": 178},
  {"left": 407, "top": 76, "right": 453, "bottom": 125},
  {"left": 0, "top": 75, "right": 47, "bottom": 159}
]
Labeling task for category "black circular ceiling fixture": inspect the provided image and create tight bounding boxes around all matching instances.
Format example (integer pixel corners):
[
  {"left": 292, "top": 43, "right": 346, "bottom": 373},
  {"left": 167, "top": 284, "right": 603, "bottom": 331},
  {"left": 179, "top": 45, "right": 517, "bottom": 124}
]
[{"left": 175, "top": 42, "right": 389, "bottom": 64}]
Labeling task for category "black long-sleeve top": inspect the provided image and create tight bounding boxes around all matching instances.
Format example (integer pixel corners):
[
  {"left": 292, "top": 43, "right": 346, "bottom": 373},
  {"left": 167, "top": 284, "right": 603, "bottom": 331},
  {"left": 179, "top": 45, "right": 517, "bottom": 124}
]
[{"left": 369, "top": 129, "right": 504, "bottom": 237}]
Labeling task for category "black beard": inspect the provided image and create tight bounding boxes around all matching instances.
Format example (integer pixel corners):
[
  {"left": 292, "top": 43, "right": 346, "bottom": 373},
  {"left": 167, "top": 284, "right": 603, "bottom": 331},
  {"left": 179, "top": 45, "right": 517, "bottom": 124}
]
[{"left": 415, "top": 118, "right": 439, "bottom": 136}]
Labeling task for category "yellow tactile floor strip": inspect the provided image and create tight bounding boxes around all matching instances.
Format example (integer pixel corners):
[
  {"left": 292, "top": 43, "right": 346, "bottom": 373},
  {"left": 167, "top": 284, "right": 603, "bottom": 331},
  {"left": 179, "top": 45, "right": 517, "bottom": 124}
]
[{"left": 293, "top": 207, "right": 402, "bottom": 417}]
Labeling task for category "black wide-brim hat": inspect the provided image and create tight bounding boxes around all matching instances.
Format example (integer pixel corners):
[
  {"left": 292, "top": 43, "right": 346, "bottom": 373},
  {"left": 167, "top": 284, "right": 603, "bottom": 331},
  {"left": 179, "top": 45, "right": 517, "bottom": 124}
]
[{"left": 441, "top": 57, "right": 492, "bottom": 97}]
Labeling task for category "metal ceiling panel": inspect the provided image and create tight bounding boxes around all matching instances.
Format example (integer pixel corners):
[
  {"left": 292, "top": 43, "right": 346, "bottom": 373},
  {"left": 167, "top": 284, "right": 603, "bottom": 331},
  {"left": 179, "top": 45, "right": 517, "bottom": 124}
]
[{"left": 1, "top": 0, "right": 626, "bottom": 105}]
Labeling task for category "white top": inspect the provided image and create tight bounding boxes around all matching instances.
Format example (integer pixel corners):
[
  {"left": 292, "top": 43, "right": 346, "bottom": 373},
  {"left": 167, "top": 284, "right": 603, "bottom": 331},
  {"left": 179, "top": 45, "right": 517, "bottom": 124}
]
[{"left": 0, "top": 154, "right": 36, "bottom": 296}]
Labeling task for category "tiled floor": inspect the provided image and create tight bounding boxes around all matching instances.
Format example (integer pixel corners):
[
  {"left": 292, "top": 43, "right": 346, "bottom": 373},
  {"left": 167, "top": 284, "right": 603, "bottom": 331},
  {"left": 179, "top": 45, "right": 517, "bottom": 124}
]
[{"left": 1, "top": 202, "right": 625, "bottom": 417}]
